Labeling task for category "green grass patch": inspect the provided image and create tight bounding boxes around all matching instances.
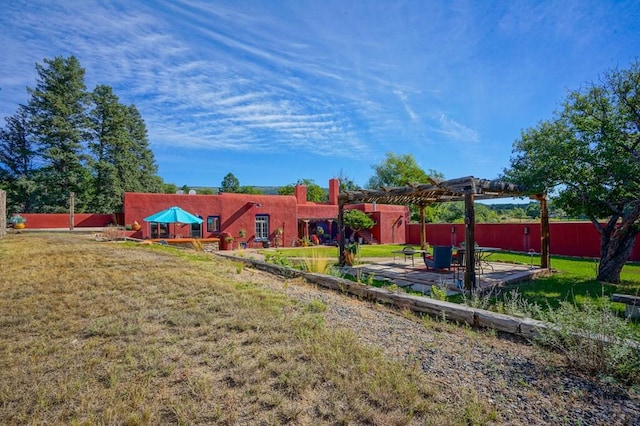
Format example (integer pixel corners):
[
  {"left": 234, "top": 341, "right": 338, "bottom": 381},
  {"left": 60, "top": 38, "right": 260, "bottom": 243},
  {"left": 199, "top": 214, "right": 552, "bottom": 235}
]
[
  {"left": 261, "top": 244, "right": 640, "bottom": 317},
  {"left": 449, "top": 251, "right": 640, "bottom": 320},
  {"left": 261, "top": 243, "right": 423, "bottom": 259}
]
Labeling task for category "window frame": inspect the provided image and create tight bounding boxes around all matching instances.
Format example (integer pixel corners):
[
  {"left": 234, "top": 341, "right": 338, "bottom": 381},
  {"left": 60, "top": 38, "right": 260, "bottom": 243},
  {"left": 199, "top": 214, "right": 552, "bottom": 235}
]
[
  {"left": 150, "top": 222, "right": 169, "bottom": 239},
  {"left": 207, "top": 215, "right": 220, "bottom": 233},
  {"left": 254, "top": 214, "right": 269, "bottom": 241}
]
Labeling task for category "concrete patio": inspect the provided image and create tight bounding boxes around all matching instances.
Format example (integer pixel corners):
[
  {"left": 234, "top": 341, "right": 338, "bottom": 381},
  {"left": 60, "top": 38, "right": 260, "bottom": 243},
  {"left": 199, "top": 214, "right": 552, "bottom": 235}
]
[{"left": 343, "top": 257, "right": 549, "bottom": 296}]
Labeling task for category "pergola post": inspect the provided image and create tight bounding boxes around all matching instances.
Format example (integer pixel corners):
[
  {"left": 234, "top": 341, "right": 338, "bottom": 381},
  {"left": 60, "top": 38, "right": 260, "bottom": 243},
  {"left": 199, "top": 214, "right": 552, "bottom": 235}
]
[
  {"left": 420, "top": 204, "right": 426, "bottom": 250},
  {"left": 464, "top": 192, "right": 476, "bottom": 291},
  {"left": 537, "top": 194, "right": 551, "bottom": 269},
  {"left": 338, "top": 201, "right": 346, "bottom": 266}
]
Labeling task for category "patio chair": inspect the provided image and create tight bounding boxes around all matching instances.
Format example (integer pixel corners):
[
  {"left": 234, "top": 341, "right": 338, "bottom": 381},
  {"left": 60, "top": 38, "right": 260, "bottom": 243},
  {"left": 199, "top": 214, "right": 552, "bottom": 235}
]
[{"left": 423, "top": 245, "right": 452, "bottom": 271}]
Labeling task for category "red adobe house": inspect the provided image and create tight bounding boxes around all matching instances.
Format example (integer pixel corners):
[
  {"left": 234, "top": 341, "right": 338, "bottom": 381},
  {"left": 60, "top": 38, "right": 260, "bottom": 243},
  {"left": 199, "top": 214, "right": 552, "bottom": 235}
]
[{"left": 123, "top": 178, "right": 410, "bottom": 248}]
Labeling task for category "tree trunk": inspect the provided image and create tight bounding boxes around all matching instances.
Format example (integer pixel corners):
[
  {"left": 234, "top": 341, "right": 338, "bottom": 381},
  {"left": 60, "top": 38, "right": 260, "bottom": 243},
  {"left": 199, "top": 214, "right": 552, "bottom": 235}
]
[{"left": 597, "top": 220, "right": 638, "bottom": 283}]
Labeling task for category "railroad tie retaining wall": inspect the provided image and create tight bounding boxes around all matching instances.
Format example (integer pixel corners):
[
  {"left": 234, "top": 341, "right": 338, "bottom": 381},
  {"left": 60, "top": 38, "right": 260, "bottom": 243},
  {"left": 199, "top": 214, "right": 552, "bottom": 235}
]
[{"left": 219, "top": 253, "right": 548, "bottom": 339}]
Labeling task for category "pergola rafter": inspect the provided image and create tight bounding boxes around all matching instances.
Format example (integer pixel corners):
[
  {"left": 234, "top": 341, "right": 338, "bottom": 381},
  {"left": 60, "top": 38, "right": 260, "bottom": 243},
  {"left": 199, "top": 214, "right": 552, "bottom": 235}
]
[{"left": 338, "top": 176, "right": 550, "bottom": 291}]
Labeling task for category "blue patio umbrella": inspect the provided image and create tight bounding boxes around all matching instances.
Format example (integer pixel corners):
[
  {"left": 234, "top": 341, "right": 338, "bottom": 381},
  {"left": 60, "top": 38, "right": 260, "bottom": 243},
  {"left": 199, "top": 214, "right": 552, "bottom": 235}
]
[{"left": 143, "top": 206, "right": 203, "bottom": 224}]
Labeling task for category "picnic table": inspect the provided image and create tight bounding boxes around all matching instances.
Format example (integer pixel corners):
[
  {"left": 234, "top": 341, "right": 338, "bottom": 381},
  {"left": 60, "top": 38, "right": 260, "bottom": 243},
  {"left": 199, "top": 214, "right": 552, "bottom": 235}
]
[{"left": 392, "top": 246, "right": 426, "bottom": 266}]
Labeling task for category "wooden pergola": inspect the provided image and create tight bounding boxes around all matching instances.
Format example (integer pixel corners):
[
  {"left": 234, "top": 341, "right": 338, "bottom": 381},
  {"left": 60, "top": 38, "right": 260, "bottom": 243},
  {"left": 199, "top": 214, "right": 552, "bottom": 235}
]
[{"left": 338, "top": 176, "right": 550, "bottom": 291}]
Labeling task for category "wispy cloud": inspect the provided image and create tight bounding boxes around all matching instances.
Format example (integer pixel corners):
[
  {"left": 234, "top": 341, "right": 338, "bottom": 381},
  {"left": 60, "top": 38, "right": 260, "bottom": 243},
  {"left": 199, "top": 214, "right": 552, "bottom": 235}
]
[{"left": 431, "top": 114, "right": 479, "bottom": 143}]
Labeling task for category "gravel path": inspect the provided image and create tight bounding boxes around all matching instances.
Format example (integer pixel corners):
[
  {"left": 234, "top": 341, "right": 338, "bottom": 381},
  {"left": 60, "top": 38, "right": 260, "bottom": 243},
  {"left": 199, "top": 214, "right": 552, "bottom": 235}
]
[{"left": 243, "top": 267, "right": 640, "bottom": 425}]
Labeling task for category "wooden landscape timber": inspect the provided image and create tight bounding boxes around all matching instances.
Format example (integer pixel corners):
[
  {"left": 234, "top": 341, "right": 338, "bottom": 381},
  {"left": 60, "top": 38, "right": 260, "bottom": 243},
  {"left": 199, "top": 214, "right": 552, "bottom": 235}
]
[{"left": 222, "top": 253, "right": 548, "bottom": 339}]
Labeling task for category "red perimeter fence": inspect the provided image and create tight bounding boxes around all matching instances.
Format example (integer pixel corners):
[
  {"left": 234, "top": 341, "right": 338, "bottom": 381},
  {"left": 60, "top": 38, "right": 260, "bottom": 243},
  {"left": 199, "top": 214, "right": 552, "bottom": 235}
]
[
  {"left": 406, "top": 222, "right": 640, "bottom": 262},
  {"left": 18, "top": 213, "right": 122, "bottom": 229}
]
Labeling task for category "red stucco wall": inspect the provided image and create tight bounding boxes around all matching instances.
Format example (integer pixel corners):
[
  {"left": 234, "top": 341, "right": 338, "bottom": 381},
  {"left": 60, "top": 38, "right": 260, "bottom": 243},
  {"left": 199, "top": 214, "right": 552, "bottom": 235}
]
[
  {"left": 406, "top": 222, "right": 640, "bottom": 261},
  {"left": 19, "top": 213, "right": 116, "bottom": 228},
  {"left": 124, "top": 192, "right": 299, "bottom": 248},
  {"left": 363, "top": 205, "right": 409, "bottom": 245}
]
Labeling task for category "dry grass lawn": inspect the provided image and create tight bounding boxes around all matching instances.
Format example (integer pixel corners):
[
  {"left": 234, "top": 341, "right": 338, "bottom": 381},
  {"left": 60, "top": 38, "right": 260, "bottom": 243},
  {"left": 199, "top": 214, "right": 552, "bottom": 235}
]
[{"left": 0, "top": 233, "right": 496, "bottom": 425}]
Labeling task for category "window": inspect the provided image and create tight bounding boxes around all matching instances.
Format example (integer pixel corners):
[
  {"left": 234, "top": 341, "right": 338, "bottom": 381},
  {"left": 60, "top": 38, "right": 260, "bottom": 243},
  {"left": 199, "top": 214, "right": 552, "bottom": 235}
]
[
  {"left": 149, "top": 222, "right": 169, "bottom": 239},
  {"left": 191, "top": 221, "right": 202, "bottom": 238},
  {"left": 207, "top": 216, "right": 220, "bottom": 232},
  {"left": 255, "top": 215, "right": 269, "bottom": 241}
]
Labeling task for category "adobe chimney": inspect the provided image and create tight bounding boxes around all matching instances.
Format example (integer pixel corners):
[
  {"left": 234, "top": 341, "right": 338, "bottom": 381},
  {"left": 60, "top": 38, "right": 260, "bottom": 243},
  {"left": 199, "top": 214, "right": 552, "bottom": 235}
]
[
  {"left": 295, "top": 184, "right": 307, "bottom": 204},
  {"left": 329, "top": 178, "right": 339, "bottom": 205}
]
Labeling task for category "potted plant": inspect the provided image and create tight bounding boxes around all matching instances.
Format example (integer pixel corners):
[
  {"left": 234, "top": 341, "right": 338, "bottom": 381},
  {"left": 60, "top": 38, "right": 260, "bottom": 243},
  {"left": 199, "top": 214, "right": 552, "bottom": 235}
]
[
  {"left": 9, "top": 214, "right": 26, "bottom": 230},
  {"left": 343, "top": 242, "right": 358, "bottom": 266},
  {"left": 220, "top": 232, "right": 234, "bottom": 250},
  {"left": 274, "top": 227, "right": 284, "bottom": 248},
  {"left": 238, "top": 229, "right": 247, "bottom": 249},
  {"left": 225, "top": 235, "right": 235, "bottom": 250}
]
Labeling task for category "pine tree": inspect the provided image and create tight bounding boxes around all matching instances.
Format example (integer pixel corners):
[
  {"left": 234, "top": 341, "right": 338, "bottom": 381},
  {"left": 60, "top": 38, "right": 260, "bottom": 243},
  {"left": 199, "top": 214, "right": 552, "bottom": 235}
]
[
  {"left": 88, "top": 88, "right": 162, "bottom": 212},
  {"left": 27, "top": 55, "right": 91, "bottom": 212},
  {"left": 0, "top": 106, "right": 38, "bottom": 212},
  {"left": 124, "top": 105, "right": 162, "bottom": 193},
  {"left": 87, "top": 85, "right": 126, "bottom": 212},
  {"left": 220, "top": 172, "right": 240, "bottom": 193}
]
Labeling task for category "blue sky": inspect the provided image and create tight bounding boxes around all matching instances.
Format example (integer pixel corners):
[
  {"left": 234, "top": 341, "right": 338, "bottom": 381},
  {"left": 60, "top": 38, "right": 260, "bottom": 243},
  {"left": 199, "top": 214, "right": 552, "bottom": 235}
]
[{"left": 1, "top": 1, "right": 639, "bottom": 190}]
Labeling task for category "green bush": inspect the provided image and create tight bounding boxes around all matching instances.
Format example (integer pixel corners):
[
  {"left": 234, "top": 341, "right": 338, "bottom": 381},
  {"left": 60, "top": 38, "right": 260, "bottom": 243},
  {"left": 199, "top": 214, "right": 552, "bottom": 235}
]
[
  {"left": 264, "top": 252, "right": 293, "bottom": 268},
  {"left": 534, "top": 299, "right": 640, "bottom": 384},
  {"left": 430, "top": 281, "right": 448, "bottom": 301}
]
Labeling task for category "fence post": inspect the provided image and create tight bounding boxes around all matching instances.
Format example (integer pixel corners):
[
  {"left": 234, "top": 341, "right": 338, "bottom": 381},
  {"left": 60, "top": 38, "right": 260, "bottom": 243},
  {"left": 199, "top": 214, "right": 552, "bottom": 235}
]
[
  {"left": 0, "top": 190, "right": 6, "bottom": 239},
  {"left": 69, "top": 192, "right": 75, "bottom": 231}
]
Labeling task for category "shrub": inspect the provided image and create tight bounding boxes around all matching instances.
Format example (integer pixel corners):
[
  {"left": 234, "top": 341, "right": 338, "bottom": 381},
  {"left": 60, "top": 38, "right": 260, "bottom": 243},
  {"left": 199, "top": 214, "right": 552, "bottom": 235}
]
[
  {"left": 534, "top": 299, "right": 640, "bottom": 384},
  {"left": 430, "top": 280, "right": 448, "bottom": 301},
  {"left": 264, "top": 252, "right": 293, "bottom": 268},
  {"left": 495, "top": 290, "right": 541, "bottom": 318},
  {"left": 101, "top": 225, "right": 124, "bottom": 241},
  {"left": 305, "top": 299, "right": 328, "bottom": 313},
  {"left": 302, "top": 248, "right": 332, "bottom": 274}
]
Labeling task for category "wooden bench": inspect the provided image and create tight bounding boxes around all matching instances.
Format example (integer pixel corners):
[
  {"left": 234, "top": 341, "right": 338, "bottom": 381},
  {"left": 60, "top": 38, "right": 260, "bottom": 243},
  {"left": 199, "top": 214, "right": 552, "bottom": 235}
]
[{"left": 611, "top": 294, "right": 640, "bottom": 319}]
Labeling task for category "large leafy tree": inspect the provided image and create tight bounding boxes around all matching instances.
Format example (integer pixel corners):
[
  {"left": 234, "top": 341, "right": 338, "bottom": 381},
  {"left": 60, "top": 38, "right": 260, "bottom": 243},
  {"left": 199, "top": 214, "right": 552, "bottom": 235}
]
[
  {"left": 334, "top": 169, "right": 360, "bottom": 191},
  {"left": 368, "top": 152, "right": 444, "bottom": 222},
  {"left": 27, "top": 55, "right": 91, "bottom": 212},
  {"left": 366, "top": 152, "right": 443, "bottom": 188},
  {"left": 278, "top": 178, "right": 327, "bottom": 202},
  {"left": 0, "top": 106, "right": 38, "bottom": 213},
  {"left": 505, "top": 61, "right": 640, "bottom": 283},
  {"left": 237, "top": 186, "right": 263, "bottom": 195}
]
